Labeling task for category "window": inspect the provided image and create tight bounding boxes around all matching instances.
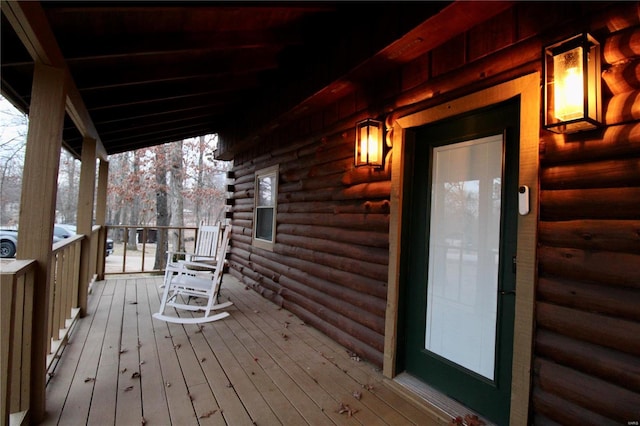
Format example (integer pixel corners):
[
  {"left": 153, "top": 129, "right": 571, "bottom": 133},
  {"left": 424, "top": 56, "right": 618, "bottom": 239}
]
[{"left": 253, "top": 165, "right": 278, "bottom": 250}]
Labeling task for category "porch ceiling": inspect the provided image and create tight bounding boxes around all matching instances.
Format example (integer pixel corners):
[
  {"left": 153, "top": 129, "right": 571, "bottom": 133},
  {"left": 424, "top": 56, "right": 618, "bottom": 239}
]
[{"left": 1, "top": 1, "right": 512, "bottom": 159}]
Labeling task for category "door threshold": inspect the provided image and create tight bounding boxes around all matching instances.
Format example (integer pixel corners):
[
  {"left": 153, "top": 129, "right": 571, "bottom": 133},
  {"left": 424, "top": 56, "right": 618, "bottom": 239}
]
[{"left": 394, "top": 372, "right": 495, "bottom": 425}]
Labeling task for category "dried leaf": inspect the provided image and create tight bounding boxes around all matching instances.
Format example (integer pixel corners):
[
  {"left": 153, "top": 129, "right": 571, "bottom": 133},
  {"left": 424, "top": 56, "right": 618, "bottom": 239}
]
[
  {"left": 337, "top": 402, "right": 358, "bottom": 417},
  {"left": 84, "top": 377, "right": 95, "bottom": 383},
  {"left": 200, "top": 357, "right": 206, "bottom": 362},
  {"left": 124, "top": 385, "right": 134, "bottom": 392},
  {"left": 352, "top": 391, "right": 362, "bottom": 400},
  {"left": 363, "top": 384, "right": 375, "bottom": 391},
  {"left": 166, "top": 382, "right": 171, "bottom": 387},
  {"left": 139, "top": 361, "right": 145, "bottom": 365},
  {"left": 174, "top": 343, "right": 181, "bottom": 350},
  {"left": 129, "top": 301, "right": 138, "bottom": 305},
  {"left": 131, "top": 371, "right": 141, "bottom": 379},
  {"left": 199, "top": 410, "right": 217, "bottom": 419},
  {"left": 120, "top": 348, "right": 128, "bottom": 354},
  {"left": 284, "top": 321, "right": 290, "bottom": 328},
  {"left": 120, "top": 368, "right": 127, "bottom": 374},
  {"left": 464, "top": 414, "right": 486, "bottom": 426},
  {"left": 141, "top": 417, "right": 146, "bottom": 425},
  {"left": 281, "top": 333, "right": 289, "bottom": 341}
]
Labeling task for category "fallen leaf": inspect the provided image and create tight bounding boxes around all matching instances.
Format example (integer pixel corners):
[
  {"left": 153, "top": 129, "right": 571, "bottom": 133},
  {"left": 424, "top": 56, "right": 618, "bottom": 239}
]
[
  {"left": 199, "top": 410, "right": 217, "bottom": 419},
  {"left": 131, "top": 372, "right": 141, "bottom": 379},
  {"left": 120, "top": 368, "right": 127, "bottom": 374},
  {"left": 139, "top": 361, "right": 145, "bottom": 365},
  {"left": 166, "top": 382, "right": 171, "bottom": 387},
  {"left": 129, "top": 301, "right": 138, "bottom": 305},
  {"left": 124, "top": 385, "right": 134, "bottom": 392},
  {"left": 174, "top": 344, "right": 181, "bottom": 349},
  {"left": 141, "top": 417, "right": 146, "bottom": 425},
  {"left": 281, "top": 333, "right": 289, "bottom": 341},
  {"left": 200, "top": 357, "right": 206, "bottom": 362},
  {"left": 84, "top": 377, "right": 95, "bottom": 383},
  {"left": 120, "top": 348, "right": 128, "bottom": 354},
  {"left": 352, "top": 391, "right": 362, "bottom": 400},
  {"left": 337, "top": 402, "right": 358, "bottom": 417},
  {"left": 284, "top": 321, "right": 290, "bottom": 328}
]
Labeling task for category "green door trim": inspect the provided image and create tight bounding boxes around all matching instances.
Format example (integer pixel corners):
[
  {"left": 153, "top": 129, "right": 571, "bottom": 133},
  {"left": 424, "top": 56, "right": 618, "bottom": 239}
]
[
  {"left": 401, "top": 99, "right": 520, "bottom": 425},
  {"left": 383, "top": 73, "right": 540, "bottom": 426}
]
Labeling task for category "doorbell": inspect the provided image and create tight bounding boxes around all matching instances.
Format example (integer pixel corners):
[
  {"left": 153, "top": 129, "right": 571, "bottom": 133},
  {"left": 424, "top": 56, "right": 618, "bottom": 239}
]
[{"left": 518, "top": 185, "right": 530, "bottom": 216}]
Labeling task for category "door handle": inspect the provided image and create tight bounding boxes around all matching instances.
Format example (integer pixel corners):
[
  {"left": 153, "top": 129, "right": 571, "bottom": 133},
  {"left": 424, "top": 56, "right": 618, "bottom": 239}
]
[{"left": 500, "top": 290, "right": 515, "bottom": 296}]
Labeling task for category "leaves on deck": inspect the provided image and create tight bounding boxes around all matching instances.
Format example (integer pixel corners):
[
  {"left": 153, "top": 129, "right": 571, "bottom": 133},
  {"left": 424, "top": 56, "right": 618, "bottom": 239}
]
[
  {"left": 84, "top": 377, "right": 95, "bottom": 383},
  {"left": 337, "top": 402, "right": 358, "bottom": 417},
  {"left": 199, "top": 410, "right": 218, "bottom": 419},
  {"left": 352, "top": 391, "right": 362, "bottom": 400},
  {"left": 174, "top": 343, "right": 182, "bottom": 350},
  {"left": 120, "top": 368, "right": 127, "bottom": 374},
  {"left": 131, "top": 371, "right": 141, "bottom": 379},
  {"left": 119, "top": 348, "right": 128, "bottom": 354},
  {"left": 124, "top": 385, "right": 134, "bottom": 392},
  {"left": 141, "top": 417, "right": 146, "bottom": 425},
  {"left": 449, "top": 415, "right": 486, "bottom": 426},
  {"left": 346, "top": 350, "right": 361, "bottom": 362}
]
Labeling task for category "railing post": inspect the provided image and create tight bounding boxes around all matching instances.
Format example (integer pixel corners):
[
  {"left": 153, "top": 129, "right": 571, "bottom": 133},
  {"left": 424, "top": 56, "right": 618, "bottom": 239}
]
[
  {"left": 96, "top": 159, "right": 109, "bottom": 280},
  {"left": 77, "top": 137, "right": 97, "bottom": 316}
]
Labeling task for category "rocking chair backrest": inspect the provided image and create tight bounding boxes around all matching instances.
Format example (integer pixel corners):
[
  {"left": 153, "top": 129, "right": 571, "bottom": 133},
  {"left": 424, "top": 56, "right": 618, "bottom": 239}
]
[{"left": 194, "top": 222, "right": 222, "bottom": 259}]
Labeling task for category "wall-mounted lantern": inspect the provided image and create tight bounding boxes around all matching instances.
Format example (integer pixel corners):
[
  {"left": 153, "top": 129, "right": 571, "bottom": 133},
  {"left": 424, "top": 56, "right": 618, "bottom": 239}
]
[
  {"left": 544, "top": 32, "right": 602, "bottom": 134},
  {"left": 355, "top": 118, "right": 384, "bottom": 168}
]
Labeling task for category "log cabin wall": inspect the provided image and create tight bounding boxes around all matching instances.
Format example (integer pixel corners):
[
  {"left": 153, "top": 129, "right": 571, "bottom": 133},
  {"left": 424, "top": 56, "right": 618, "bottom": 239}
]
[
  {"left": 226, "top": 2, "right": 640, "bottom": 421},
  {"left": 534, "top": 15, "right": 640, "bottom": 425}
]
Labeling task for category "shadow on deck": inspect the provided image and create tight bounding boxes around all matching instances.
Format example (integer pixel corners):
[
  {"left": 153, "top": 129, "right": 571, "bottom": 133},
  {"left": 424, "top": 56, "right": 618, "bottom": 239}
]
[{"left": 42, "top": 274, "right": 442, "bottom": 425}]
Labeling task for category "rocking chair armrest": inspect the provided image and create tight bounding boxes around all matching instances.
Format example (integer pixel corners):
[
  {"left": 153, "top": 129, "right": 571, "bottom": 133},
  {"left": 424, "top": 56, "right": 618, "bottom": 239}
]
[
  {"left": 166, "top": 250, "right": 216, "bottom": 259},
  {"left": 179, "top": 260, "right": 219, "bottom": 271}
]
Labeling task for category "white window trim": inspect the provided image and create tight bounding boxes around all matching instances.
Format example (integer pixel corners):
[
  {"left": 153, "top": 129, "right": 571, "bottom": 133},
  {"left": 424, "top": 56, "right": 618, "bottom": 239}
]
[{"left": 253, "top": 164, "right": 279, "bottom": 251}]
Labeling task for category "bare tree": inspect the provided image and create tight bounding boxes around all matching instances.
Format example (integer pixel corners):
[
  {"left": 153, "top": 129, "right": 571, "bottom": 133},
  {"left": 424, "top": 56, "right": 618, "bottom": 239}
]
[{"left": 154, "top": 144, "right": 169, "bottom": 269}]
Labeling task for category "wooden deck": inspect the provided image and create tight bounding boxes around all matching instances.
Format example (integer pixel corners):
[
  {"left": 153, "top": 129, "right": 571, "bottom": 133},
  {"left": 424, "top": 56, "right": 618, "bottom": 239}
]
[{"left": 42, "top": 274, "right": 443, "bottom": 425}]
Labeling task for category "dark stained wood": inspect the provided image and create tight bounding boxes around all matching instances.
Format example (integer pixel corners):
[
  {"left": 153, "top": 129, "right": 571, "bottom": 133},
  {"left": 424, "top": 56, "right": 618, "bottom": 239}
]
[
  {"left": 602, "top": 59, "right": 640, "bottom": 95},
  {"left": 540, "top": 187, "right": 640, "bottom": 220},
  {"left": 536, "top": 302, "right": 640, "bottom": 356},
  {"left": 605, "top": 90, "right": 640, "bottom": 125},
  {"left": 532, "top": 387, "right": 620, "bottom": 426},
  {"left": 538, "top": 220, "right": 640, "bottom": 253},
  {"left": 536, "top": 330, "right": 640, "bottom": 392},
  {"left": 537, "top": 277, "right": 640, "bottom": 321},
  {"left": 541, "top": 122, "right": 640, "bottom": 165},
  {"left": 538, "top": 245, "right": 640, "bottom": 288},
  {"left": 534, "top": 358, "right": 640, "bottom": 422},
  {"left": 540, "top": 158, "right": 640, "bottom": 189},
  {"left": 603, "top": 26, "right": 640, "bottom": 65}
]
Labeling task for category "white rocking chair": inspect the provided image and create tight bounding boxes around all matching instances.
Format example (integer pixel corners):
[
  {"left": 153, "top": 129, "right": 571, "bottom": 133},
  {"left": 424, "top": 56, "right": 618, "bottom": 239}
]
[{"left": 153, "top": 224, "right": 233, "bottom": 324}]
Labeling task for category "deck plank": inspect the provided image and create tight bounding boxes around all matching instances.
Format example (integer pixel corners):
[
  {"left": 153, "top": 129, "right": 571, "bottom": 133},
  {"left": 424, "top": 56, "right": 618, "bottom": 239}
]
[
  {"left": 146, "top": 278, "right": 203, "bottom": 425},
  {"left": 86, "top": 278, "right": 125, "bottom": 425},
  {"left": 45, "top": 274, "right": 441, "bottom": 425},
  {"left": 41, "top": 277, "right": 107, "bottom": 426},
  {"left": 137, "top": 278, "right": 171, "bottom": 425}
]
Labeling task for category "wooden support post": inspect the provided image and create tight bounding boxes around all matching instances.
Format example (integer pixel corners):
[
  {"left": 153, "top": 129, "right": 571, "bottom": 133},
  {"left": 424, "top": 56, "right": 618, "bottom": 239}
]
[
  {"left": 77, "top": 137, "right": 97, "bottom": 316},
  {"left": 95, "top": 159, "right": 109, "bottom": 280},
  {"left": 16, "top": 63, "right": 67, "bottom": 424}
]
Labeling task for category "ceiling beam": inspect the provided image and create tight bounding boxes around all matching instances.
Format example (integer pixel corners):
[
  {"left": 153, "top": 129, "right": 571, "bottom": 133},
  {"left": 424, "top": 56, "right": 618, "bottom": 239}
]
[{"left": 1, "top": 1, "right": 107, "bottom": 160}]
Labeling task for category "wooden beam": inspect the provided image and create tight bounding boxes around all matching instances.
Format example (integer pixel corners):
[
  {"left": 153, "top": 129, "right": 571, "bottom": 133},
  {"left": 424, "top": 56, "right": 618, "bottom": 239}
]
[
  {"left": 77, "top": 137, "right": 97, "bottom": 316},
  {"left": 16, "top": 62, "right": 67, "bottom": 424},
  {"left": 95, "top": 159, "right": 109, "bottom": 280},
  {"left": 1, "top": 0, "right": 107, "bottom": 160}
]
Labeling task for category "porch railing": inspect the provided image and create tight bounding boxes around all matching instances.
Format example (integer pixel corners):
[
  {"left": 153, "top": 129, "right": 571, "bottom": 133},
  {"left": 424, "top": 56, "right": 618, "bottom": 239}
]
[
  {"left": 1, "top": 226, "right": 106, "bottom": 425},
  {"left": 1, "top": 259, "right": 36, "bottom": 426},
  {"left": 104, "top": 225, "right": 199, "bottom": 274}
]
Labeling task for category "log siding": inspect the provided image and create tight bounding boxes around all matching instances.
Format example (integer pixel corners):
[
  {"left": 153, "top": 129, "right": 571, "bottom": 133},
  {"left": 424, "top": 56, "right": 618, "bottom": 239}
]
[
  {"left": 226, "top": 2, "right": 640, "bottom": 423},
  {"left": 535, "top": 16, "right": 640, "bottom": 424}
]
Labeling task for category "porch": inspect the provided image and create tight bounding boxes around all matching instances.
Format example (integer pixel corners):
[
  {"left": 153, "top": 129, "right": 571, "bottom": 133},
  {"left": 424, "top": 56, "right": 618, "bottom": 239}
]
[{"left": 42, "top": 274, "right": 444, "bottom": 426}]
